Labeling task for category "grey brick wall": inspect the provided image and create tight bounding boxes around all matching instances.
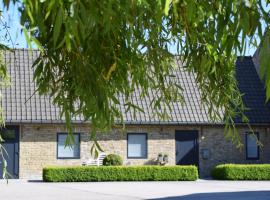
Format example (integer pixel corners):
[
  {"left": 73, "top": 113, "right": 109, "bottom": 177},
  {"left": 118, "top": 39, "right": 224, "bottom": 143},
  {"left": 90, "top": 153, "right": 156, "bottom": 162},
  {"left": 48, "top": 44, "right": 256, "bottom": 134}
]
[
  {"left": 199, "top": 126, "right": 270, "bottom": 177},
  {"left": 18, "top": 124, "right": 270, "bottom": 178}
]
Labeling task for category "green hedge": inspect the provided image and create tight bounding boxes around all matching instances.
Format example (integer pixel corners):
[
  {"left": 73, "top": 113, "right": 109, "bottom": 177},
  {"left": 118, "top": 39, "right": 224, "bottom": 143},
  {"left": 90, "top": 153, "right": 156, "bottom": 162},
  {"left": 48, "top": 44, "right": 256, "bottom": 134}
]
[
  {"left": 43, "top": 165, "right": 198, "bottom": 182},
  {"left": 212, "top": 164, "right": 270, "bottom": 180}
]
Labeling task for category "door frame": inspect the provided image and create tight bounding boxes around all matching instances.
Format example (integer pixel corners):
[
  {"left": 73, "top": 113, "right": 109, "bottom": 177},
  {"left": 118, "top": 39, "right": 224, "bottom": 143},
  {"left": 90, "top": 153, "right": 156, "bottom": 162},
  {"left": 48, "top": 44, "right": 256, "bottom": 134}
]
[
  {"left": 1, "top": 125, "right": 20, "bottom": 178},
  {"left": 175, "top": 130, "right": 199, "bottom": 167}
]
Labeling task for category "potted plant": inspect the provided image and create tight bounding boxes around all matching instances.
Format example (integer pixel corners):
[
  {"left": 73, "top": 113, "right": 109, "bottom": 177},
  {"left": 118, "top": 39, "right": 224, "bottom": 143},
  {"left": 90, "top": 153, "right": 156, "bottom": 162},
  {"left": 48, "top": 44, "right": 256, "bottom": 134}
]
[
  {"left": 158, "top": 153, "right": 163, "bottom": 163},
  {"left": 163, "top": 154, "right": 169, "bottom": 163}
]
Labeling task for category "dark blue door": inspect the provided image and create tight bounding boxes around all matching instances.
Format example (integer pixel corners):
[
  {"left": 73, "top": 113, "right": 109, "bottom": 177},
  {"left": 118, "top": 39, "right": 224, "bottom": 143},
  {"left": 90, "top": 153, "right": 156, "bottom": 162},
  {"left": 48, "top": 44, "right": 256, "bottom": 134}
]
[
  {"left": 175, "top": 130, "right": 199, "bottom": 166},
  {"left": 0, "top": 126, "right": 19, "bottom": 179}
]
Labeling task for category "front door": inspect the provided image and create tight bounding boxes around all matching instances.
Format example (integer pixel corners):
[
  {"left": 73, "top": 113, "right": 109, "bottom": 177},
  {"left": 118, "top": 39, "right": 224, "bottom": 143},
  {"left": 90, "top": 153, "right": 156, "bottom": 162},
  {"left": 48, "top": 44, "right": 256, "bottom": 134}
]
[
  {"left": 0, "top": 126, "right": 19, "bottom": 179},
  {"left": 175, "top": 130, "right": 199, "bottom": 166}
]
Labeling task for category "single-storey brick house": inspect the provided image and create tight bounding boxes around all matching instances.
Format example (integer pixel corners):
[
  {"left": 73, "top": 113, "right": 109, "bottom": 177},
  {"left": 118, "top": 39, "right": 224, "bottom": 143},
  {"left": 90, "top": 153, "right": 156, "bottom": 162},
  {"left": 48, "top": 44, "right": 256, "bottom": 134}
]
[{"left": 0, "top": 49, "right": 270, "bottom": 179}]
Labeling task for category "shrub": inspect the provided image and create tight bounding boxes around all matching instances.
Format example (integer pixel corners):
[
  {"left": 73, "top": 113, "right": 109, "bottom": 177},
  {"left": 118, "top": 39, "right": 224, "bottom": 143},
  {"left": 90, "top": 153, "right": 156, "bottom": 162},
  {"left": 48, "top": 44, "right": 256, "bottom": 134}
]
[
  {"left": 43, "top": 165, "right": 198, "bottom": 182},
  {"left": 212, "top": 164, "right": 270, "bottom": 180},
  {"left": 103, "top": 154, "right": 123, "bottom": 166}
]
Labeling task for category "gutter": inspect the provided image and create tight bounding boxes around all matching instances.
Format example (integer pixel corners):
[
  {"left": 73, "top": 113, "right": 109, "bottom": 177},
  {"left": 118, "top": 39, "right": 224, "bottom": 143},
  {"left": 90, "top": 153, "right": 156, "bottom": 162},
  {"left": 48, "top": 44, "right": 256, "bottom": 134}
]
[{"left": 4, "top": 119, "right": 270, "bottom": 127}]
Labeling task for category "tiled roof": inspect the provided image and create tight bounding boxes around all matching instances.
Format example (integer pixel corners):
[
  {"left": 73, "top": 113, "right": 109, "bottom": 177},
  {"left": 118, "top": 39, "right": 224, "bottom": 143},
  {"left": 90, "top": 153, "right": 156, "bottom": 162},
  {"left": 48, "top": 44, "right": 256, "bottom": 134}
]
[
  {"left": 116, "top": 59, "right": 211, "bottom": 124},
  {"left": 2, "top": 49, "right": 71, "bottom": 123},
  {"left": 2, "top": 49, "right": 270, "bottom": 125},
  {"left": 235, "top": 57, "right": 270, "bottom": 124}
]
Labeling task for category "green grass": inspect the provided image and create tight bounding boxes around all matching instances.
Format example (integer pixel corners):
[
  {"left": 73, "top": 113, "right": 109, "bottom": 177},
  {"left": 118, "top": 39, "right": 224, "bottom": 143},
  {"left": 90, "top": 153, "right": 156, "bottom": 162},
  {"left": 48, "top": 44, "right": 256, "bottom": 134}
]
[
  {"left": 212, "top": 164, "right": 270, "bottom": 180},
  {"left": 43, "top": 165, "right": 198, "bottom": 182}
]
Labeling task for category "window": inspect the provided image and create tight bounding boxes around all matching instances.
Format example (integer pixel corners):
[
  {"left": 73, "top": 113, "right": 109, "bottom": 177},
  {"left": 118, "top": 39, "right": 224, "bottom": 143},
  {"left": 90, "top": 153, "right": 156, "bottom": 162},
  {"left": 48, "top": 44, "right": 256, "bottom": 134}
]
[
  {"left": 57, "top": 133, "right": 80, "bottom": 159},
  {"left": 127, "top": 133, "right": 147, "bottom": 158},
  {"left": 246, "top": 133, "right": 259, "bottom": 160},
  {"left": 0, "top": 129, "right": 16, "bottom": 141}
]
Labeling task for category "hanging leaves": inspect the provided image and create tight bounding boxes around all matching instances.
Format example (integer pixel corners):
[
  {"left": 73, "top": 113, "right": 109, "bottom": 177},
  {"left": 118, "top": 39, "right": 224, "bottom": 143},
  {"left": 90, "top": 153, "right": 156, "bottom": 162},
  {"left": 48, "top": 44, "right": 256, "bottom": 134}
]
[
  {"left": 53, "top": 9, "right": 63, "bottom": 48},
  {"left": 1, "top": 0, "right": 270, "bottom": 146}
]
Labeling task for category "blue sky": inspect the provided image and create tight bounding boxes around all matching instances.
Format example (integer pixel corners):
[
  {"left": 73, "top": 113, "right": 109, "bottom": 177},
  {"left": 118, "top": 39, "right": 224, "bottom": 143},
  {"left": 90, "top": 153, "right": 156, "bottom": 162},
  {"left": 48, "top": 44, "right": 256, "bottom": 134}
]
[
  {"left": 0, "top": 2, "right": 267, "bottom": 56},
  {"left": 0, "top": 2, "right": 28, "bottom": 48}
]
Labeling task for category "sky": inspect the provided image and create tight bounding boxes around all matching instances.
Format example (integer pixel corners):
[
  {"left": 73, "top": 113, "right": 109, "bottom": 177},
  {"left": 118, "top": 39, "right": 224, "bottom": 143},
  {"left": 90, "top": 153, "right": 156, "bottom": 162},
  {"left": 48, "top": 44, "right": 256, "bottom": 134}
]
[
  {"left": 0, "top": 2, "right": 267, "bottom": 56},
  {"left": 0, "top": 2, "right": 28, "bottom": 48}
]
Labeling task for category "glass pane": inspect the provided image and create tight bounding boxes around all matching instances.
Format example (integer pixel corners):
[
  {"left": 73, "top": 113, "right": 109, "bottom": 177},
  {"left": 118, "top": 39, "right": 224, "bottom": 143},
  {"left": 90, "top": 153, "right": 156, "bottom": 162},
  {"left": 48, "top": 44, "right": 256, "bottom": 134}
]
[
  {"left": 1, "top": 130, "right": 16, "bottom": 141},
  {"left": 57, "top": 134, "right": 80, "bottom": 158},
  {"left": 247, "top": 134, "right": 258, "bottom": 158},
  {"left": 128, "top": 134, "right": 147, "bottom": 158}
]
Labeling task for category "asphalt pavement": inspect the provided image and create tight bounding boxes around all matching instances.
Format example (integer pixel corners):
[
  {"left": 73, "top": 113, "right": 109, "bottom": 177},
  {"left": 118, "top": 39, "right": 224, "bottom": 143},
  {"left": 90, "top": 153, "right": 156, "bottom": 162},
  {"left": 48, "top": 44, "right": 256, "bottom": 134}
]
[{"left": 0, "top": 179, "right": 270, "bottom": 200}]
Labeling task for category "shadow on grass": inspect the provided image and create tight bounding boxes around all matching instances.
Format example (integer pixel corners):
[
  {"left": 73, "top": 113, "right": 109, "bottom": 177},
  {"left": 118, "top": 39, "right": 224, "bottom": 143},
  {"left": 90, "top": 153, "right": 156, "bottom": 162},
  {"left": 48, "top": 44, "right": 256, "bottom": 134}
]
[{"left": 148, "top": 191, "right": 270, "bottom": 200}]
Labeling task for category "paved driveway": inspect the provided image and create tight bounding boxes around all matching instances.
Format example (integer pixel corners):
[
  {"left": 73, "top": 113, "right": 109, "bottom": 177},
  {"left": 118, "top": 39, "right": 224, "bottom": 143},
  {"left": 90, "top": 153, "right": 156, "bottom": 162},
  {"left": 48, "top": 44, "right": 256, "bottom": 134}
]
[{"left": 0, "top": 179, "right": 270, "bottom": 200}]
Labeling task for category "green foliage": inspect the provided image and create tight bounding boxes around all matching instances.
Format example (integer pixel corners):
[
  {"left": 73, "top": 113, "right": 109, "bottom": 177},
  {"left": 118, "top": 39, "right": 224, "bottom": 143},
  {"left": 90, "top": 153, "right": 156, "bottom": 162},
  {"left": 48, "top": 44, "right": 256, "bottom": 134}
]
[
  {"left": 259, "top": 30, "right": 270, "bottom": 101},
  {"left": 212, "top": 164, "right": 270, "bottom": 180},
  {"left": 1, "top": 1, "right": 269, "bottom": 147},
  {"left": 43, "top": 165, "right": 198, "bottom": 182},
  {"left": 0, "top": 11, "right": 13, "bottom": 180},
  {"left": 103, "top": 154, "right": 123, "bottom": 166},
  {"left": 12, "top": 0, "right": 270, "bottom": 140}
]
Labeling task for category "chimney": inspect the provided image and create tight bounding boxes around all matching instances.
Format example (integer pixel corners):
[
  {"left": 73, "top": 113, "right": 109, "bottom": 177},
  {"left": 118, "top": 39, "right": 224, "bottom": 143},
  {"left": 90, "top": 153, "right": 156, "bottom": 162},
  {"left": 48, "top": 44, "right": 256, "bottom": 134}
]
[
  {"left": 252, "top": 30, "right": 270, "bottom": 81},
  {"left": 252, "top": 47, "right": 261, "bottom": 76}
]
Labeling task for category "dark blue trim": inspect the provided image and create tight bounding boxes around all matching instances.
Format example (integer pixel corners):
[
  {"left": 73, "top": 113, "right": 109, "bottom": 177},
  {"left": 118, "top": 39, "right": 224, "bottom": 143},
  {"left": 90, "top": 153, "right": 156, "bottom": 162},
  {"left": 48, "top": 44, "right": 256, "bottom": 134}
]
[
  {"left": 127, "top": 133, "right": 148, "bottom": 159},
  {"left": 245, "top": 132, "right": 260, "bottom": 160},
  {"left": 56, "top": 133, "right": 81, "bottom": 159},
  {"left": 0, "top": 125, "right": 20, "bottom": 179}
]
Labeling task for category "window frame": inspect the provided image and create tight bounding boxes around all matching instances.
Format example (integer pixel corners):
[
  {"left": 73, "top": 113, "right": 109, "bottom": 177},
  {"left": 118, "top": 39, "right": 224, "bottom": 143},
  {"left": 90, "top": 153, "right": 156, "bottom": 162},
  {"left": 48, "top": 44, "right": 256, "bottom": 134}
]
[
  {"left": 0, "top": 128, "right": 18, "bottom": 142},
  {"left": 245, "top": 132, "right": 259, "bottom": 160},
  {"left": 57, "top": 133, "right": 81, "bottom": 159},
  {"left": 127, "top": 133, "right": 148, "bottom": 159}
]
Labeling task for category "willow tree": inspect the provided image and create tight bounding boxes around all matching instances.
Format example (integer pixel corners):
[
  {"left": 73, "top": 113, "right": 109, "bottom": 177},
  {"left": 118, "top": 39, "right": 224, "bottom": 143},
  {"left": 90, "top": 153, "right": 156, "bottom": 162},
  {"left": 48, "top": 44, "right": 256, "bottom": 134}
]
[{"left": 1, "top": 1, "right": 270, "bottom": 150}]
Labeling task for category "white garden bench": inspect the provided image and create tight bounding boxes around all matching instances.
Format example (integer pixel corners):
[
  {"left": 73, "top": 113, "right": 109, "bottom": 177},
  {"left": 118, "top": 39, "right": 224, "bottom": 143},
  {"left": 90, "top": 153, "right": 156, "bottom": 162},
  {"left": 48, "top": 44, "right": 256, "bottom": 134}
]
[{"left": 82, "top": 153, "right": 106, "bottom": 166}]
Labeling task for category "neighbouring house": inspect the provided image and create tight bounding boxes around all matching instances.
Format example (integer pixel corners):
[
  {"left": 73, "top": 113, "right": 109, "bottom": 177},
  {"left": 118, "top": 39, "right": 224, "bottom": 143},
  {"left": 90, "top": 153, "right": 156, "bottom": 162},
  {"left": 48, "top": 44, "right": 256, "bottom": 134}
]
[{"left": 0, "top": 49, "right": 270, "bottom": 179}]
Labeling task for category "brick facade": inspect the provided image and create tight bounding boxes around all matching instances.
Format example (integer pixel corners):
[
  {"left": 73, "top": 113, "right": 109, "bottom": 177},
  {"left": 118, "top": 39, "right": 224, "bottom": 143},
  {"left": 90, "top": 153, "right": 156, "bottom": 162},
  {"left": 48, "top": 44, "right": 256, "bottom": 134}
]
[
  {"left": 18, "top": 124, "right": 270, "bottom": 178},
  {"left": 200, "top": 126, "right": 270, "bottom": 176}
]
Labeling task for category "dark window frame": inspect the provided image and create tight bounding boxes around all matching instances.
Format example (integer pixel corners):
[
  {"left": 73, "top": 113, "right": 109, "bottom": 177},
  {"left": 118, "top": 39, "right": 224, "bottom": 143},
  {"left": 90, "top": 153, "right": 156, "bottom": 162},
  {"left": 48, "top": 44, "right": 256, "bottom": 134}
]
[
  {"left": 245, "top": 132, "right": 260, "bottom": 160},
  {"left": 0, "top": 126, "right": 19, "bottom": 143},
  {"left": 57, "top": 133, "right": 81, "bottom": 159},
  {"left": 127, "top": 133, "right": 148, "bottom": 159}
]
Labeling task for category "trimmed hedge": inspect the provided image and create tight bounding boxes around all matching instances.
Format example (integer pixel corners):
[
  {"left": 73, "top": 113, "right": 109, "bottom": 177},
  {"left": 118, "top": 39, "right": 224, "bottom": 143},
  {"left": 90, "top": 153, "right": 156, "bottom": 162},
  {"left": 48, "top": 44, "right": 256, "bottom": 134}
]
[
  {"left": 43, "top": 165, "right": 198, "bottom": 182},
  {"left": 103, "top": 154, "right": 123, "bottom": 166},
  {"left": 212, "top": 164, "right": 270, "bottom": 180}
]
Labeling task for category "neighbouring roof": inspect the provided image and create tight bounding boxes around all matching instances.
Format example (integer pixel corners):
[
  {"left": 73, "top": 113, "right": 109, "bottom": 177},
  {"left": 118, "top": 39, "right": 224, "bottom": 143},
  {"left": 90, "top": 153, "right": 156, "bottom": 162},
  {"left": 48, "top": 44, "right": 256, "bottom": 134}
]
[
  {"left": 2, "top": 49, "right": 270, "bottom": 125},
  {"left": 235, "top": 57, "right": 270, "bottom": 124}
]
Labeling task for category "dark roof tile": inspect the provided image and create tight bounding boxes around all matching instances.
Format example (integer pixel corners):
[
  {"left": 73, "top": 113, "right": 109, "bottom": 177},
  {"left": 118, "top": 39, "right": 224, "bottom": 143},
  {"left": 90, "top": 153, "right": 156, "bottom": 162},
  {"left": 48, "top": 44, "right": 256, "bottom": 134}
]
[
  {"left": 234, "top": 57, "right": 270, "bottom": 124},
  {"left": 2, "top": 50, "right": 269, "bottom": 124}
]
